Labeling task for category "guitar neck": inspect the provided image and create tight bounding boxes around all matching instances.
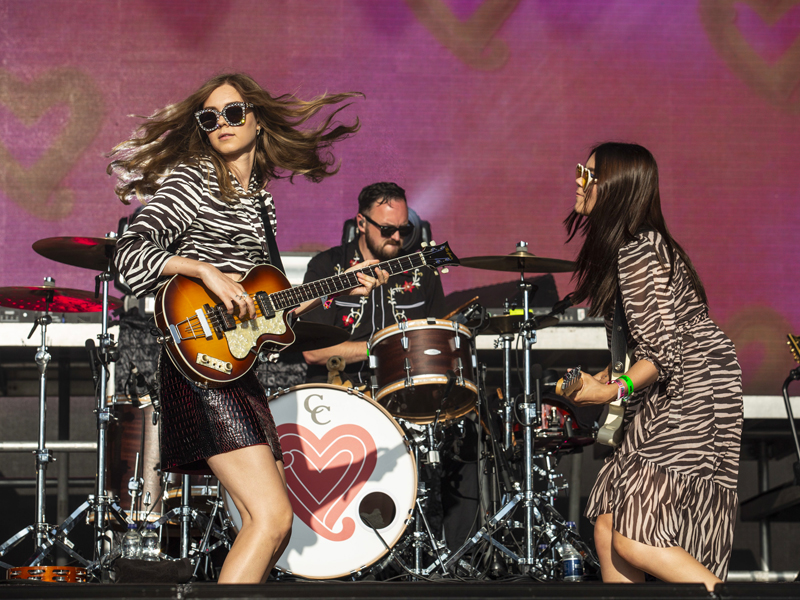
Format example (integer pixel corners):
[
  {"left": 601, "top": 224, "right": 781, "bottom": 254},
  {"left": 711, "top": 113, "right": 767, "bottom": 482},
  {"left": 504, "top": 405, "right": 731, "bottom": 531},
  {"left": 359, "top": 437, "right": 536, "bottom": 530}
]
[{"left": 268, "top": 252, "right": 427, "bottom": 310}]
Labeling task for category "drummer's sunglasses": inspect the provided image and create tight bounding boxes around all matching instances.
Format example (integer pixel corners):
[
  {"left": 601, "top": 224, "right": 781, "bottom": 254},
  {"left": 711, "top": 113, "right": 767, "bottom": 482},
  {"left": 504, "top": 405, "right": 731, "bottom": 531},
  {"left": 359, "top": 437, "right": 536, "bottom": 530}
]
[
  {"left": 195, "top": 102, "right": 254, "bottom": 132},
  {"left": 576, "top": 163, "right": 597, "bottom": 191},
  {"left": 361, "top": 213, "right": 414, "bottom": 238}
]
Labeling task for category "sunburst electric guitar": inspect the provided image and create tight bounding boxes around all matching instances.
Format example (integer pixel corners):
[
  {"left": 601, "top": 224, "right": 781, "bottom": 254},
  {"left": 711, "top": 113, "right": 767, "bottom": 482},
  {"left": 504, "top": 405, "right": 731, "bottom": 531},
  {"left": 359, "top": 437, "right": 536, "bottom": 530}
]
[{"left": 154, "top": 242, "right": 459, "bottom": 388}]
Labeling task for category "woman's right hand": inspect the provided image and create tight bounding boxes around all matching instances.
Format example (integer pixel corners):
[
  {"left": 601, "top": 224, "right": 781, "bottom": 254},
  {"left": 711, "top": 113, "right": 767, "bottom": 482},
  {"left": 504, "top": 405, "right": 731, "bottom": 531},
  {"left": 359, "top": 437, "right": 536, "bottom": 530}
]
[
  {"left": 197, "top": 263, "right": 256, "bottom": 319},
  {"left": 161, "top": 256, "right": 255, "bottom": 320}
]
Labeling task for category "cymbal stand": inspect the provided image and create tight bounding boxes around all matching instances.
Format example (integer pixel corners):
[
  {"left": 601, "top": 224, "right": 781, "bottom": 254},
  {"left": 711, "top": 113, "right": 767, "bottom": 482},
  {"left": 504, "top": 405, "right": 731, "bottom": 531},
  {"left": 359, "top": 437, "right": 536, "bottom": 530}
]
[
  {"left": 0, "top": 279, "right": 57, "bottom": 565},
  {"left": 90, "top": 246, "right": 120, "bottom": 565},
  {"left": 438, "top": 242, "right": 545, "bottom": 574}
]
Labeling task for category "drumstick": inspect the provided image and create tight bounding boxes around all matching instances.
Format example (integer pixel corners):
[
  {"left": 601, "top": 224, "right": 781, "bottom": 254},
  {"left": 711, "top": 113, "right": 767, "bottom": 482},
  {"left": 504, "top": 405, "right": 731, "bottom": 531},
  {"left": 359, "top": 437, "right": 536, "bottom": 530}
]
[{"left": 443, "top": 296, "right": 480, "bottom": 320}]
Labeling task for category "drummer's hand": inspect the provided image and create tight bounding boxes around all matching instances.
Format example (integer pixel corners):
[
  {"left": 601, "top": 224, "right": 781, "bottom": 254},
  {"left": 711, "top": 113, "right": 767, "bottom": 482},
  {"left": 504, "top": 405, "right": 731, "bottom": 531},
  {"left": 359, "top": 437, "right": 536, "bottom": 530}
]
[
  {"left": 345, "top": 260, "right": 389, "bottom": 297},
  {"left": 570, "top": 372, "right": 617, "bottom": 405}
]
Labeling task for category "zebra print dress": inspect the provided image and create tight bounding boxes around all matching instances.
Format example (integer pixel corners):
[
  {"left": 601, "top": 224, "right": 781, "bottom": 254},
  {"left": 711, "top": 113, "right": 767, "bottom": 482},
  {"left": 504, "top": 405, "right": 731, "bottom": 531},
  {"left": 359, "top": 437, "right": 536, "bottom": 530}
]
[
  {"left": 584, "top": 229, "right": 743, "bottom": 580},
  {"left": 114, "top": 161, "right": 284, "bottom": 473}
]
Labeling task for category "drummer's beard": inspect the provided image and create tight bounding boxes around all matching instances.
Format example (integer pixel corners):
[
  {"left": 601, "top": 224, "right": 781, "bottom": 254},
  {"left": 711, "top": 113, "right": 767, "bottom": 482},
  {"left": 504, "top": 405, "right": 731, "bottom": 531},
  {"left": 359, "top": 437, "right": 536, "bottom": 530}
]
[{"left": 364, "top": 230, "right": 402, "bottom": 262}]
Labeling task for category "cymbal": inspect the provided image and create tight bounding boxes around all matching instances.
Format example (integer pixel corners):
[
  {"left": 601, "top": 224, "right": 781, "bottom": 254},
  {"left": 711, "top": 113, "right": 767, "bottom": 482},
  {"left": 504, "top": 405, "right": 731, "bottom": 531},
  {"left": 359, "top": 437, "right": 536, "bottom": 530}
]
[
  {"left": 0, "top": 286, "right": 122, "bottom": 313},
  {"left": 461, "top": 251, "right": 575, "bottom": 273},
  {"left": 288, "top": 321, "right": 350, "bottom": 353},
  {"left": 468, "top": 312, "right": 560, "bottom": 335},
  {"left": 33, "top": 236, "right": 117, "bottom": 272}
]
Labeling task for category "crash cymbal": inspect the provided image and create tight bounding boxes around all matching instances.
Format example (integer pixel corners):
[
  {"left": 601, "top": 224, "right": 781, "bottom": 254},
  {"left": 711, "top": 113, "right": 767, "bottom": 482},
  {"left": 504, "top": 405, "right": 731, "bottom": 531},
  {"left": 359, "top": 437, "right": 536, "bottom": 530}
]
[
  {"left": 461, "top": 251, "right": 575, "bottom": 273},
  {"left": 467, "top": 312, "right": 559, "bottom": 335},
  {"left": 0, "top": 286, "right": 122, "bottom": 313},
  {"left": 288, "top": 321, "right": 351, "bottom": 353},
  {"left": 33, "top": 236, "right": 117, "bottom": 272}
]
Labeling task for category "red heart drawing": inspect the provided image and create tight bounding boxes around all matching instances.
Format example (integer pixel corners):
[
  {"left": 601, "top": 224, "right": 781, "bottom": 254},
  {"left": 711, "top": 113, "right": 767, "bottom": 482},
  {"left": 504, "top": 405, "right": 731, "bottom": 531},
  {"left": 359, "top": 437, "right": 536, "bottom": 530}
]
[
  {"left": 0, "top": 68, "right": 103, "bottom": 220},
  {"left": 700, "top": 0, "right": 800, "bottom": 110},
  {"left": 405, "top": 0, "right": 521, "bottom": 70},
  {"left": 278, "top": 423, "right": 377, "bottom": 542}
]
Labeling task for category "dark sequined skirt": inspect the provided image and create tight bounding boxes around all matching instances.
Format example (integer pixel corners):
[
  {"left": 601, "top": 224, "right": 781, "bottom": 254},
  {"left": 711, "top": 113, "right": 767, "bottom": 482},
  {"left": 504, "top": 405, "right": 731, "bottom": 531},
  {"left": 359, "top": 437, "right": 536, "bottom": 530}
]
[{"left": 158, "top": 350, "right": 283, "bottom": 475}]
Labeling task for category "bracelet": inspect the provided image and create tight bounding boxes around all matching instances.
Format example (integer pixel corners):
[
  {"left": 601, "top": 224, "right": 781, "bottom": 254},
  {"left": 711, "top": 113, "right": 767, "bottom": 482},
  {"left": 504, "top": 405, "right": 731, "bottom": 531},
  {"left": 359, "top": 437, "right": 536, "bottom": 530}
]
[
  {"left": 618, "top": 374, "right": 634, "bottom": 397},
  {"left": 607, "top": 379, "right": 628, "bottom": 402}
]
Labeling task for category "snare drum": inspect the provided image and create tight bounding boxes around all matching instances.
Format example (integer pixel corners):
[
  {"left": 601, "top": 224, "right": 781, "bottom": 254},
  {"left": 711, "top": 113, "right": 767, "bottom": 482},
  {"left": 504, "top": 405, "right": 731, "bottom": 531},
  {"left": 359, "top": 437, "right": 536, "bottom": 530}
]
[
  {"left": 371, "top": 318, "right": 477, "bottom": 423},
  {"left": 222, "top": 385, "right": 416, "bottom": 579}
]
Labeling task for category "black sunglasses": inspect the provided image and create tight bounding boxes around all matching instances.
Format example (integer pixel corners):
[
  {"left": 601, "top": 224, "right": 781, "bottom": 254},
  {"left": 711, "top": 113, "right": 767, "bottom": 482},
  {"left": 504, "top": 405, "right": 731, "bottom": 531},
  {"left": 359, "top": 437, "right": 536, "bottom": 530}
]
[
  {"left": 194, "top": 102, "right": 254, "bottom": 132},
  {"left": 361, "top": 213, "right": 414, "bottom": 237}
]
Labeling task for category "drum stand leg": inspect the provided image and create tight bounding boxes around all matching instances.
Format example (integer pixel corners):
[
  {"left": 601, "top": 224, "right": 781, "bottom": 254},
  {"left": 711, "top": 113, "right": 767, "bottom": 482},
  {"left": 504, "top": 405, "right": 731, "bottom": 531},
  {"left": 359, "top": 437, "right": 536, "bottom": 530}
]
[
  {"left": 0, "top": 308, "right": 56, "bottom": 565},
  {"left": 190, "top": 488, "right": 232, "bottom": 581},
  {"left": 180, "top": 475, "right": 192, "bottom": 558}
]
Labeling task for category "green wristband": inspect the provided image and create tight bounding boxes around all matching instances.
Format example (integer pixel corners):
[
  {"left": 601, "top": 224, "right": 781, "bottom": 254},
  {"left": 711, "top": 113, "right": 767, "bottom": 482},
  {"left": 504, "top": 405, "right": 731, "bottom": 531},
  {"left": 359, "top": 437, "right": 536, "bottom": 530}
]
[{"left": 619, "top": 374, "right": 634, "bottom": 397}]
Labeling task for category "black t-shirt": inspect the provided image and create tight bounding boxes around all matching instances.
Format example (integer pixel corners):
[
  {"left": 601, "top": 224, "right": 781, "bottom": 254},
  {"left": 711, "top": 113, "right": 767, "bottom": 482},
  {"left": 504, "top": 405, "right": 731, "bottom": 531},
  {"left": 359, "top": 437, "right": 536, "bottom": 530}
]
[{"left": 301, "top": 239, "right": 446, "bottom": 383}]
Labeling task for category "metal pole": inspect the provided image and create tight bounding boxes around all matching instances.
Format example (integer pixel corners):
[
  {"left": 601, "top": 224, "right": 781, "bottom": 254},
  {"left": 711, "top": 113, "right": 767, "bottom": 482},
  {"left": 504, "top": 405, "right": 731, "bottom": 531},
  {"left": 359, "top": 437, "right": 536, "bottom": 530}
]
[
  {"left": 180, "top": 474, "right": 191, "bottom": 558},
  {"left": 502, "top": 334, "right": 513, "bottom": 451},
  {"left": 757, "top": 440, "right": 771, "bottom": 571},
  {"left": 33, "top": 304, "right": 54, "bottom": 551},
  {"left": 57, "top": 352, "right": 71, "bottom": 566}
]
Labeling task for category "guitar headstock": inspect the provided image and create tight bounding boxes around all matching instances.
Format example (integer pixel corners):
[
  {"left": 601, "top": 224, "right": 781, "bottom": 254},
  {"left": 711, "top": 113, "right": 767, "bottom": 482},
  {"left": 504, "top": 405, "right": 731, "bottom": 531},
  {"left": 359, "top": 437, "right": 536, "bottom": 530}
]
[
  {"left": 555, "top": 366, "right": 583, "bottom": 398},
  {"left": 419, "top": 241, "right": 459, "bottom": 271},
  {"left": 787, "top": 334, "right": 800, "bottom": 365}
]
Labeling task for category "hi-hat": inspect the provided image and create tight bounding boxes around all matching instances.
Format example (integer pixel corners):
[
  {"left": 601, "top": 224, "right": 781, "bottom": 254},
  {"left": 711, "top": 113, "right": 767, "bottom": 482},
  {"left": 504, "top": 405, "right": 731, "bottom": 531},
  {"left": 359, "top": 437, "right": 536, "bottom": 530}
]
[
  {"left": 0, "top": 286, "right": 122, "bottom": 313},
  {"left": 468, "top": 312, "right": 560, "bottom": 335},
  {"left": 33, "top": 236, "right": 117, "bottom": 272},
  {"left": 287, "top": 321, "right": 350, "bottom": 353},
  {"left": 461, "top": 251, "right": 575, "bottom": 273}
]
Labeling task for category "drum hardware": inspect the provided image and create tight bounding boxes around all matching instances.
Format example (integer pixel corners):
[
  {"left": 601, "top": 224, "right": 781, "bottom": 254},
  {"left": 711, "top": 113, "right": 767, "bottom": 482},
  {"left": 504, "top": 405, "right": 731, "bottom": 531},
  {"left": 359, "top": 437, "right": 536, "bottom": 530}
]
[
  {"left": 190, "top": 487, "right": 234, "bottom": 581},
  {"left": 371, "top": 318, "right": 478, "bottom": 424},
  {"left": 0, "top": 277, "right": 124, "bottom": 571},
  {"left": 15, "top": 233, "right": 132, "bottom": 580}
]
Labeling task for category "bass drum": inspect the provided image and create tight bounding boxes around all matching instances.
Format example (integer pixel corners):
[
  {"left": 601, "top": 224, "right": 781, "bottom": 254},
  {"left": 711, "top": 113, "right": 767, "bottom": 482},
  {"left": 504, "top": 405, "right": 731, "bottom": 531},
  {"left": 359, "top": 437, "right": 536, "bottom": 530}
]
[{"left": 222, "top": 384, "right": 417, "bottom": 579}]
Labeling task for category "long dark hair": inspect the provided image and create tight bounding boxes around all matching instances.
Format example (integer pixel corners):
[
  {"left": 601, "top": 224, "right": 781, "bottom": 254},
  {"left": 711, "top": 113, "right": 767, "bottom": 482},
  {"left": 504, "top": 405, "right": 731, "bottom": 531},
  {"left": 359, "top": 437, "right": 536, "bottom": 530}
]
[
  {"left": 108, "top": 72, "right": 362, "bottom": 204},
  {"left": 564, "top": 142, "right": 707, "bottom": 316}
]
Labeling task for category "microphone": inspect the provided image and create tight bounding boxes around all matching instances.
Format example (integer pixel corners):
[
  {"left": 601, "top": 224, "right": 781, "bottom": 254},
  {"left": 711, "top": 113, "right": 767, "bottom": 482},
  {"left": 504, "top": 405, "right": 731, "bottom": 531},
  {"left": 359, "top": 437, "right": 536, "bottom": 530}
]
[{"left": 85, "top": 339, "right": 99, "bottom": 388}]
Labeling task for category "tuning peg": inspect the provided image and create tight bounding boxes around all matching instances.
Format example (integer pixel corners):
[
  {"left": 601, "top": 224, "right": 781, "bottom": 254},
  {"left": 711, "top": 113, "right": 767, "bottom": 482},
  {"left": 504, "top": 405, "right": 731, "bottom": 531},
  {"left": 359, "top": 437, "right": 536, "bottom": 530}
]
[
  {"left": 420, "top": 242, "right": 428, "bottom": 248},
  {"left": 430, "top": 240, "right": 437, "bottom": 245},
  {"left": 441, "top": 267, "right": 449, "bottom": 274}
]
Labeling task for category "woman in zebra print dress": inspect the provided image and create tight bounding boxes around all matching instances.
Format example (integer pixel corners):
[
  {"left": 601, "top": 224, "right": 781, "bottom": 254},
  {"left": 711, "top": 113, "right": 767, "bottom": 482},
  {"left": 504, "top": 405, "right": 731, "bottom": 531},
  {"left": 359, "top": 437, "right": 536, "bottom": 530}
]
[
  {"left": 564, "top": 142, "right": 742, "bottom": 590},
  {"left": 110, "top": 73, "right": 387, "bottom": 583}
]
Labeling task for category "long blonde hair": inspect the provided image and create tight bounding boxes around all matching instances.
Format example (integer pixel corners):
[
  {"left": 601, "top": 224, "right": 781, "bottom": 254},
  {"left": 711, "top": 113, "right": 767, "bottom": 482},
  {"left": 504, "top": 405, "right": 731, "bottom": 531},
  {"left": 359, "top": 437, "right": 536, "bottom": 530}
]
[{"left": 108, "top": 73, "right": 362, "bottom": 204}]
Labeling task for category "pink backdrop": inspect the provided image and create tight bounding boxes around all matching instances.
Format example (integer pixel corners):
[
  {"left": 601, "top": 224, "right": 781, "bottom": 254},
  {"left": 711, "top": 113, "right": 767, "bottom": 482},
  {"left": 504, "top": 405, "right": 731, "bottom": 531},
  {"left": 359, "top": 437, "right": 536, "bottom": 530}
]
[{"left": 0, "top": 0, "right": 798, "bottom": 392}]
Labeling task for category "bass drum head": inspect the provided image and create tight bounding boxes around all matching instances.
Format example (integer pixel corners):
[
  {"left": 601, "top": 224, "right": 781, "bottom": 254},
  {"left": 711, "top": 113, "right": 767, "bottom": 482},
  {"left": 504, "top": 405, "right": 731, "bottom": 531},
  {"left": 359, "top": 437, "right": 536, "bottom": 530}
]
[{"left": 222, "top": 384, "right": 417, "bottom": 579}]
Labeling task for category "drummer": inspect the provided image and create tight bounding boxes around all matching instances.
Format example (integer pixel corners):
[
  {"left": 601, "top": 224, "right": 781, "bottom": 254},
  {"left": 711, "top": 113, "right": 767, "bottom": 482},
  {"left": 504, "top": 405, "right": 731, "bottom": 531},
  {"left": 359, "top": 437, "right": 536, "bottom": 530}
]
[{"left": 301, "top": 182, "right": 445, "bottom": 385}]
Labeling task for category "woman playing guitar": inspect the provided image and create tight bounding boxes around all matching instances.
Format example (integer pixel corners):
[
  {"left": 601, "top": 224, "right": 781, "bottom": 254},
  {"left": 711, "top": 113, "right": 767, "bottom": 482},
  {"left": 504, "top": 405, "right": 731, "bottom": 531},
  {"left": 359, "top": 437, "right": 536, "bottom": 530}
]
[
  {"left": 563, "top": 143, "right": 742, "bottom": 591},
  {"left": 109, "top": 73, "right": 387, "bottom": 583}
]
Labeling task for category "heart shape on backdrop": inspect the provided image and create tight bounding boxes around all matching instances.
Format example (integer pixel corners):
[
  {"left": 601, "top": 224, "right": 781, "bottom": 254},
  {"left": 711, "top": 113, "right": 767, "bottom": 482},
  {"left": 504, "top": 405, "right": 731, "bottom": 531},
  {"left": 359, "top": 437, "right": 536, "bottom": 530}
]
[
  {"left": 0, "top": 68, "right": 102, "bottom": 220},
  {"left": 278, "top": 423, "right": 377, "bottom": 542},
  {"left": 405, "top": 0, "right": 521, "bottom": 70},
  {"left": 699, "top": 0, "right": 800, "bottom": 110}
]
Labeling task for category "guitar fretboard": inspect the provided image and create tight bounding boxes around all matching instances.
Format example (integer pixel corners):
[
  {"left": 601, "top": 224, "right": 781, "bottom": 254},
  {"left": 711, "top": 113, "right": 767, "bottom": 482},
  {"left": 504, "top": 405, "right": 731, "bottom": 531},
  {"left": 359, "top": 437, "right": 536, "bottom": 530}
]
[{"left": 268, "top": 252, "right": 426, "bottom": 310}]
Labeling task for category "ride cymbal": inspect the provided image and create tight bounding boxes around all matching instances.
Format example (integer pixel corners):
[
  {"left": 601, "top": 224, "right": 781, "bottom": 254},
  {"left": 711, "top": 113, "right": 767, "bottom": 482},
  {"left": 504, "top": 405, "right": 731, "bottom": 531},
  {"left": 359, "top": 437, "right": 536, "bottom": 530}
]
[
  {"left": 33, "top": 236, "right": 117, "bottom": 272},
  {"left": 467, "top": 312, "right": 560, "bottom": 335},
  {"left": 0, "top": 286, "right": 122, "bottom": 313}
]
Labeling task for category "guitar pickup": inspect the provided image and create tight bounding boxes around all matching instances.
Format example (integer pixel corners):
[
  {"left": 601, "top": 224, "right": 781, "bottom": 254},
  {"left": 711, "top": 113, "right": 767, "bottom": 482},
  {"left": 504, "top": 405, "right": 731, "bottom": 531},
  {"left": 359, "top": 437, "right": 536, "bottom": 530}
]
[
  {"left": 207, "top": 303, "right": 236, "bottom": 332},
  {"left": 255, "top": 291, "right": 274, "bottom": 319}
]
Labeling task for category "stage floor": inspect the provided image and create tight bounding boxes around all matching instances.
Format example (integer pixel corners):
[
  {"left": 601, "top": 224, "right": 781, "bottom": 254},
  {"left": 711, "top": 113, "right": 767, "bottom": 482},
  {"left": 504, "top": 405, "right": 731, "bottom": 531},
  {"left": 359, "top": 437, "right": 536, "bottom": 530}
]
[{"left": 0, "top": 581, "right": 799, "bottom": 600}]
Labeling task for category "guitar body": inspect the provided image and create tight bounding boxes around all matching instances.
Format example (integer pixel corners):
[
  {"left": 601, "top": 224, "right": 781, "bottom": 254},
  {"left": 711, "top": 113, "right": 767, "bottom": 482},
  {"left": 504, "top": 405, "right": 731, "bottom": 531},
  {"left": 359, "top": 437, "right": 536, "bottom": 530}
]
[
  {"left": 155, "top": 264, "right": 295, "bottom": 388},
  {"left": 596, "top": 354, "right": 632, "bottom": 448}
]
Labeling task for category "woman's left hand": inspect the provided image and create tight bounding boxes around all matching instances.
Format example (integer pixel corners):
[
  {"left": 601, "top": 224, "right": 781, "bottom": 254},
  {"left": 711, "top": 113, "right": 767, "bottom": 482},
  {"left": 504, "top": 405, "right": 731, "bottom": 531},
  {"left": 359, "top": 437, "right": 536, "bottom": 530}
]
[
  {"left": 345, "top": 259, "right": 389, "bottom": 296},
  {"left": 570, "top": 372, "right": 617, "bottom": 405}
]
